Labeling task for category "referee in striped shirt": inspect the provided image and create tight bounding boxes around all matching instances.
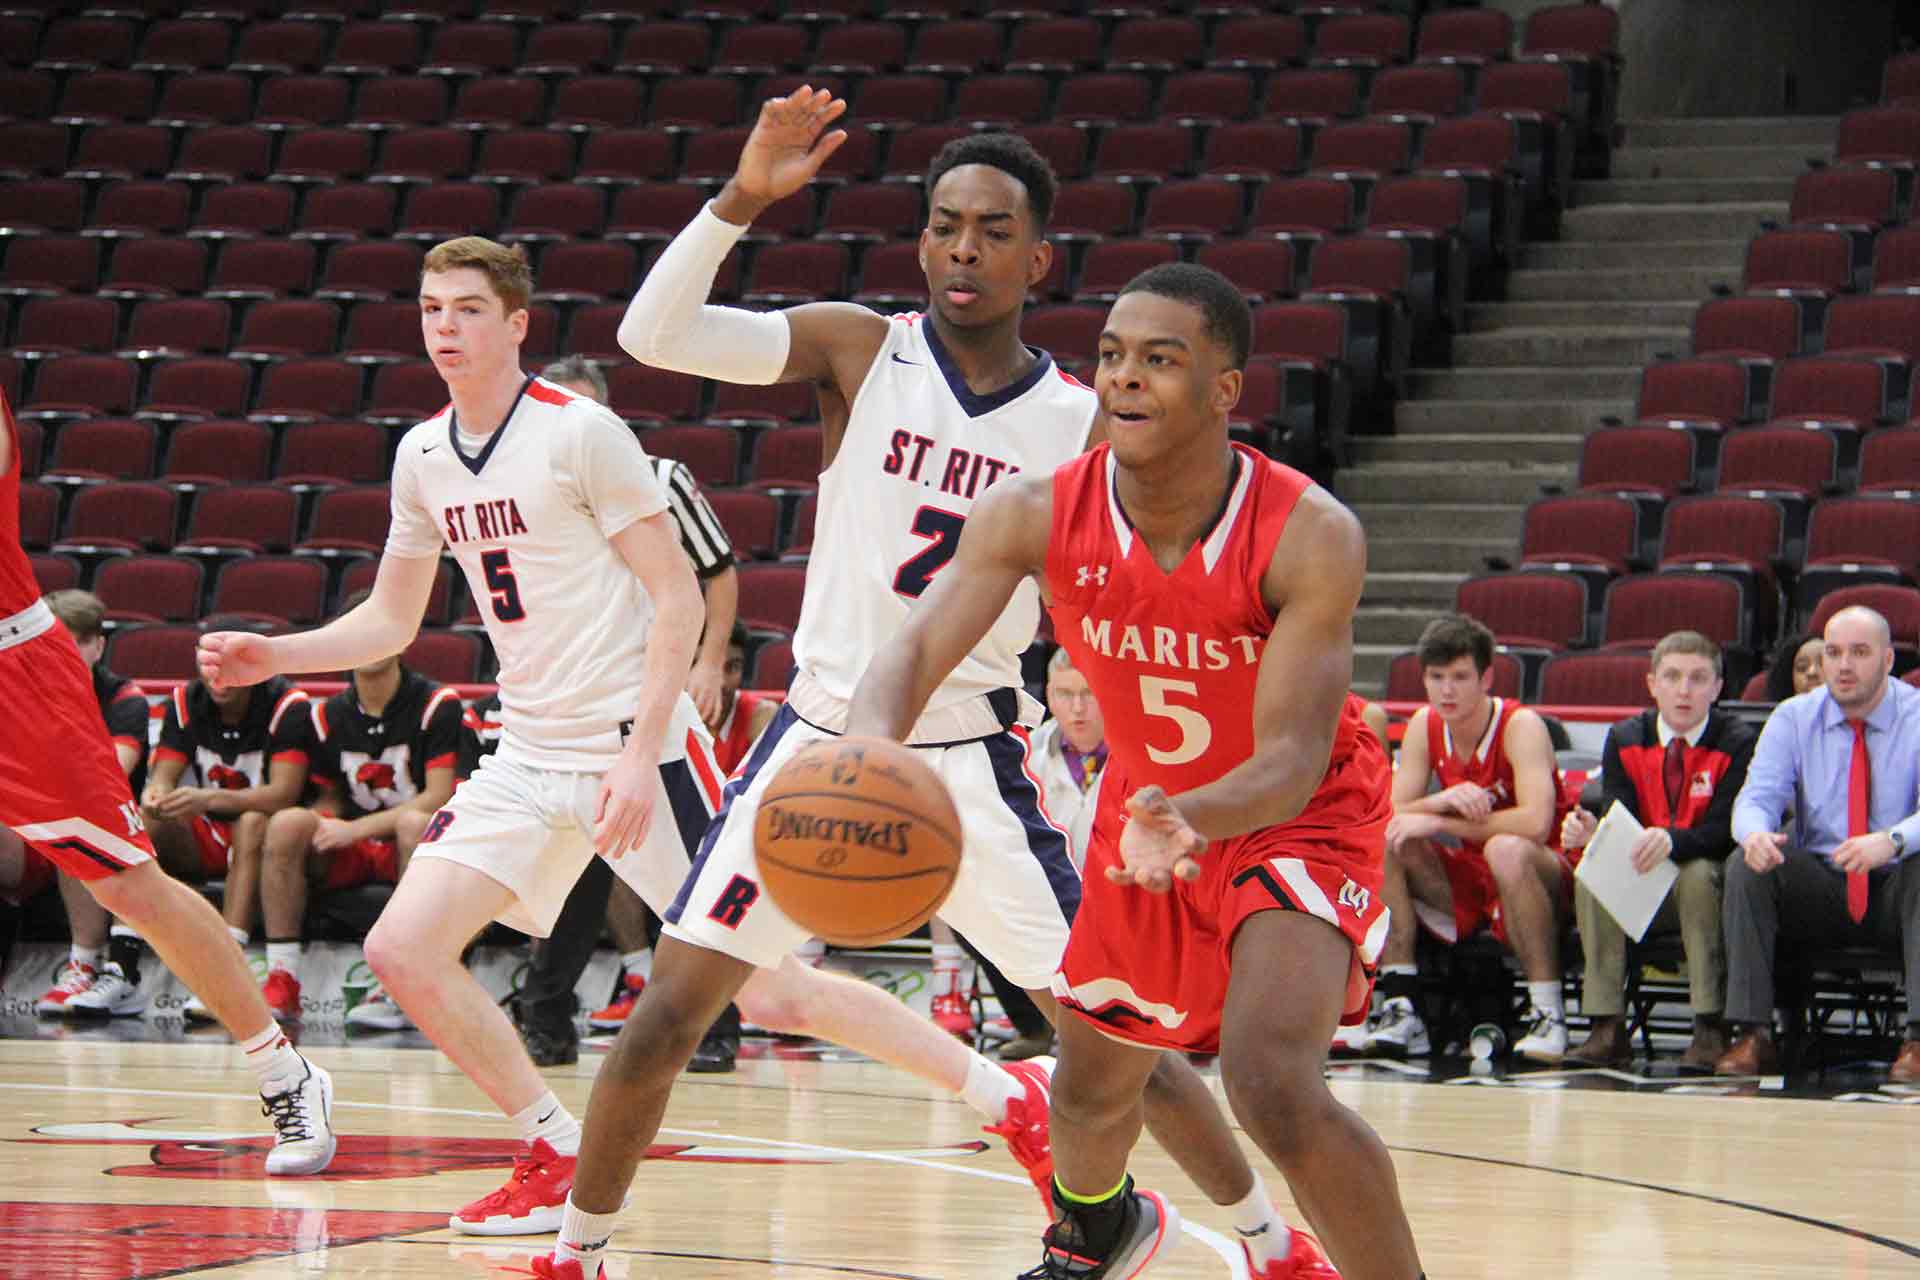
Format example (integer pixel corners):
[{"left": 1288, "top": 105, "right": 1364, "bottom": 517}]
[{"left": 508, "top": 356, "right": 745, "bottom": 1070}]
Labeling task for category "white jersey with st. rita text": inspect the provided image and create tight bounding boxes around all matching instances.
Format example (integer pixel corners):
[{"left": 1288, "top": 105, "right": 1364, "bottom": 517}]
[
  {"left": 789, "top": 313, "right": 1097, "bottom": 744},
  {"left": 385, "top": 375, "right": 673, "bottom": 769}
]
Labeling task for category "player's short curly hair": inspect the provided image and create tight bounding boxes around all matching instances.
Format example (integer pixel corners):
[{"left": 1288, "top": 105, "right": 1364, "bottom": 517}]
[
  {"left": 422, "top": 236, "right": 533, "bottom": 315},
  {"left": 925, "top": 132, "right": 1058, "bottom": 230},
  {"left": 1117, "top": 263, "right": 1252, "bottom": 370}
]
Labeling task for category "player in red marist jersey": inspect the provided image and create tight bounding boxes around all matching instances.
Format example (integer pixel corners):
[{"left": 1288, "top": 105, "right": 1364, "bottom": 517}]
[
  {"left": 1365, "top": 614, "right": 1574, "bottom": 1065},
  {"left": 0, "top": 388, "right": 337, "bottom": 1177},
  {"left": 851, "top": 264, "right": 1424, "bottom": 1280}
]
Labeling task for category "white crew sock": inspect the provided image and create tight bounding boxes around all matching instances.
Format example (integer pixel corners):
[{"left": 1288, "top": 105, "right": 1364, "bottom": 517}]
[
  {"left": 931, "top": 943, "right": 963, "bottom": 995},
  {"left": 959, "top": 1051, "right": 1022, "bottom": 1123},
  {"left": 265, "top": 940, "right": 301, "bottom": 976},
  {"left": 239, "top": 1021, "right": 305, "bottom": 1092},
  {"left": 1227, "top": 1172, "right": 1293, "bottom": 1269},
  {"left": 555, "top": 1196, "right": 619, "bottom": 1269},
  {"left": 513, "top": 1090, "right": 582, "bottom": 1157},
  {"left": 1528, "top": 980, "right": 1564, "bottom": 1018},
  {"left": 226, "top": 925, "right": 249, "bottom": 948},
  {"left": 621, "top": 948, "right": 652, "bottom": 981},
  {"left": 70, "top": 944, "right": 104, "bottom": 970}
]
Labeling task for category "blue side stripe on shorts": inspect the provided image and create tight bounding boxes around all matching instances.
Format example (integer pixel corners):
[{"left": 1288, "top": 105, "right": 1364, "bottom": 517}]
[
  {"left": 664, "top": 701, "right": 800, "bottom": 926},
  {"left": 981, "top": 730, "right": 1081, "bottom": 923}
]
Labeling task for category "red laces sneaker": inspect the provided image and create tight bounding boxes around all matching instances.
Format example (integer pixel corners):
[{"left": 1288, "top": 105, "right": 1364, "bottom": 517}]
[
  {"left": 450, "top": 1138, "right": 577, "bottom": 1235},
  {"left": 1244, "top": 1229, "right": 1341, "bottom": 1278},
  {"left": 983, "top": 1056, "right": 1055, "bottom": 1212}
]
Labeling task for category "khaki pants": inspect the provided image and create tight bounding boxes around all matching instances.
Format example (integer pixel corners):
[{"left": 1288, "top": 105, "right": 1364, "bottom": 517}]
[{"left": 1576, "top": 858, "right": 1725, "bottom": 1018}]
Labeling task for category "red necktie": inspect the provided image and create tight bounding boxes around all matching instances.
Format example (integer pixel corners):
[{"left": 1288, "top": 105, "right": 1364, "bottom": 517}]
[
  {"left": 1663, "top": 736, "right": 1687, "bottom": 819},
  {"left": 1847, "top": 719, "right": 1870, "bottom": 924}
]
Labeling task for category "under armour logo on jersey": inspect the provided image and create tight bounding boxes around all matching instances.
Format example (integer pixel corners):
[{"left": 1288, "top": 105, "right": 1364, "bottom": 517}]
[
  {"left": 1337, "top": 878, "right": 1371, "bottom": 916},
  {"left": 1076, "top": 564, "right": 1109, "bottom": 587}
]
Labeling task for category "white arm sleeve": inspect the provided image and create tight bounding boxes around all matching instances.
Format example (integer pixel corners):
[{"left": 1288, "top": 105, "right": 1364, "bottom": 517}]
[{"left": 618, "top": 200, "right": 793, "bottom": 385}]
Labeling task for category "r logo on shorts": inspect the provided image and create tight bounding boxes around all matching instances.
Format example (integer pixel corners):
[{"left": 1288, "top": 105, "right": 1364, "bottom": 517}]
[
  {"left": 707, "top": 874, "right": 760, "bottom": 929},
  {"left": 420, "top": 810, "right": 456, "bottom": 843}
]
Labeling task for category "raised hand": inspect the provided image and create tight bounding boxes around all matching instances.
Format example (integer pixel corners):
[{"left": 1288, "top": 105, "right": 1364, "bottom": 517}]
[
  {"left": 726, "top": 86, "right": 848, "bottom": 210},
  {"left": 197, "top": 631, "right": 279, "bottom": 692},
  {"left": 1110, "top": 786, "right": 1206, "bottom": 893}
]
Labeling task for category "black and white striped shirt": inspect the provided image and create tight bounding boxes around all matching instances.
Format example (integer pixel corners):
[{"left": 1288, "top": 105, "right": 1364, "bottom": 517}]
[{"left": 649, "top": 455, "right": 734, "bottom": 578}]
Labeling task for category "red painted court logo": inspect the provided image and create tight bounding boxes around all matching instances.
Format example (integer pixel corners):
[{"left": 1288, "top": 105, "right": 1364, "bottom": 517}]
[{"left": 17, "top": 1120, "right": 986, "bottom": 1181}]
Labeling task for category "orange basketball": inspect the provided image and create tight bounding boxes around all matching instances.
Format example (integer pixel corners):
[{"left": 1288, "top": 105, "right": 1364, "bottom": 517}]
[{"left": 753, "top": 736, "right": 963, "bottom": 948}]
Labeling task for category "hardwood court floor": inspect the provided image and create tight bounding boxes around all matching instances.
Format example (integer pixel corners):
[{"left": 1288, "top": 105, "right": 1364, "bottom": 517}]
[{"left": 0, "top": 1036, "right": 1915, "bottom": 1279}]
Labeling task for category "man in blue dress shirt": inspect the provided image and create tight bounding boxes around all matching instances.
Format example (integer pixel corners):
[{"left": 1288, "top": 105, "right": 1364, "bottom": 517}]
[{"left": 1724, "top": 606, "right": 1920, "bottom": 1081}]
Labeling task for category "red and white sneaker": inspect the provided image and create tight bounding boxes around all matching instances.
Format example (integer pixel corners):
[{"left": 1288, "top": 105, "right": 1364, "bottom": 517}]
[
  {"left": 36, "top": 960, "right": 97, "bottom": 1015},
  {"left": 587, "top": 971, "right": 645, "bottom": 1031},
  {"left": 450, "top": 1139, "right": 576, "bottom": 1235},
  {"left": 262, "top": 968, "right": 302, "bottom": 1022},
  {"left": 982, "top": 1055, "right": 1054, "bottom": 1213},
  {"left": 530, "top": 1256, "right": 602, "bottom": 1280},
  {"left": 930, "top": 988, "right": 973, "bottom": 1039},
  {"left": 1245, "top": 1229, "right": 1341, "bottom": 1278}
]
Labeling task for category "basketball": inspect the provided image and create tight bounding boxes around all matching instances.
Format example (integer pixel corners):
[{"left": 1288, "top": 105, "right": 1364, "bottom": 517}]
[{"left": 752, "top": 736, "right": 963, "bottom": 948}]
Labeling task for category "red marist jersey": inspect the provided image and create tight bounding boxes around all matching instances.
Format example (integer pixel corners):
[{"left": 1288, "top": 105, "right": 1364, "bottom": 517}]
[
  {"left": 1045, "top": 443, "right": 1376, "bottom": 803},
  {"left": 1, "top": 390, "right": 45, "bottom": 614}
]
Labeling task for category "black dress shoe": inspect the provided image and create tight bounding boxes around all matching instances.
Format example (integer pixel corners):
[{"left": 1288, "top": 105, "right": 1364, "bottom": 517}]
[
  {"left": 520, "top": 1022, "right": 579, "bottom": 1067},
  {"left": 687, "top": 1029, "right": 738, "bottom": 1074}
]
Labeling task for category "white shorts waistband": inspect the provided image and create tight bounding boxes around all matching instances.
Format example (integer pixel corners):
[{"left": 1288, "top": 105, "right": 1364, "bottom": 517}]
[{"left": 0, "top": 598, "right": 55, "bottom": 652}]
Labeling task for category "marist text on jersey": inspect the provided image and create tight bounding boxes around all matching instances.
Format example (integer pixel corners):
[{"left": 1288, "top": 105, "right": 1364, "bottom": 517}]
[{"left": 1077, "top": 615, "right": 1265, "bottom": 673}]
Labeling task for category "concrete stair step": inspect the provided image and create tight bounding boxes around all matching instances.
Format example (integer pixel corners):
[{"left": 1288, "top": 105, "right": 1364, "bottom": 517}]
[
  {"left": 1356, "top": 606, "right": 1458, "bottom": 648},
  {"left": 1608, "top": 146, "right": 1826, "bottom": 181},
  {"left": 1451, "top": 326, "right": 1690, "bottom": 368},
  {"left": 1620, "top": 117, "right": 1839, "bottom": 149},
  {"left": 1505, "top": 266, "right": 1732, "bottom": 302},
  {"left": 1468, "top": 300, "right": 1700, "bottom": 329},
  {"left": 1405, "top": 365, "right": 1643, "bottom": 400},
  {"left": 1393, "top": 397, "right": 1631, "bottom": 435},
  {"left": 1558, "top": 203, "right": 1787, "bottom": 242},
  {"left": 1338, "top": 463, "right": 1566, "bottom": 505},
  {"left": 1352, "top": 433, "right": 1582, "bottom": 465},
  {"left": 1351, "top": 502, "right": 1525, "bottom": 541},
  {"left": 1574, "top": 177, "right": 1793, "bottom": 205},
  {"left": 1366, "top": 536, "right": 1512, "bottom": 573},
  {"left": 1362, "top": 570, "right": 1469, "bottom": 608},
  {"left": 1524, "top": 238, "right": 1746, "bottom": 269}
]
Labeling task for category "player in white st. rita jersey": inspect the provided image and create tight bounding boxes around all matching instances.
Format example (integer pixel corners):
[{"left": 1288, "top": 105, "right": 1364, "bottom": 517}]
[
  {"left": 199, "top": 237, "right": 718, "bottom": 1240},
  {"left": 537, "top": 101, "right": 1280, "bottom": 1280}
]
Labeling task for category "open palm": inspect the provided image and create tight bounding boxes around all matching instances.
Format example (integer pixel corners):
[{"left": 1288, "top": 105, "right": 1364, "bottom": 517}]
[{"left": 734, "top": 86, "right": 848, "bottom": 203}]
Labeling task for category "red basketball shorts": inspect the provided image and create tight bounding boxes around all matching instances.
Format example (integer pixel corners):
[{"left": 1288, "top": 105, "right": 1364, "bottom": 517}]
[
  {"left": 1433, "top": 840, "right": 1578, "bottom": 948},
  {"left": 322, "top": 836, "right": 399, "bottom": 890},
  {"left": 186, "top": 814, "right": 233, "bottom": 878},
  {"left": 0, "top": 622, "right": 155, "bottom": 882},
  {"left": 1052, "top": 742, "right": 1393, "bottom": 1056}
]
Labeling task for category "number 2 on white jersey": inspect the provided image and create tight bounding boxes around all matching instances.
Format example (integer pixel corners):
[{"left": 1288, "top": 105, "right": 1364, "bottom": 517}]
[{"left": 1140, "top": 675, "right": 1212, "bottom": 766}]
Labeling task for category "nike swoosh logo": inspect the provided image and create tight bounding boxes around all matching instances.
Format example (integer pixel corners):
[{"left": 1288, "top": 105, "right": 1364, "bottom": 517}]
[
  {"left": 422, "top": 445, "right": 439, "bottom": 454},
  {"left": 536, "top": 1108, "right": 557, "bottom": 1125},
  {"left": 890, "top": 353, "right": 919, "bottom": 365}
]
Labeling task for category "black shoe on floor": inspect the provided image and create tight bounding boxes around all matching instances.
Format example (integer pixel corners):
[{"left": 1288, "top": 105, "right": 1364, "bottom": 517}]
[
  {"left": 687, "top": 1029, "right": 738, "bottom": 1074},
  {"left": 520, "top": 1022, "right": 578, "bottom": 1067}
]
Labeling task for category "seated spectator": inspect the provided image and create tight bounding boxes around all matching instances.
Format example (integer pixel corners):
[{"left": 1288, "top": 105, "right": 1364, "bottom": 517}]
[
  {"left": 1763, "top": 632, "right": 1825, "bottom": 703},
  {"left": 33, "top": 590, "right": 154, "bottom": 1018},
  {"left": 148, "top": 672, "right": 314, "bottom": 1025},
  {"left": 254, "top": 590, "right": 471, "bottom": 1027},
  {"left": 1560, "top": 631, "right": 1756, "bottom": 1070},
  {"left": 1362, "top": 614, "right": 1576, "bottom": 1063},
  {"left": 711, "top": 621, "right": 779, "bottom": 775},
  {"left": 1723, "top": 606, "right": 1920, "bottom": 1082}
]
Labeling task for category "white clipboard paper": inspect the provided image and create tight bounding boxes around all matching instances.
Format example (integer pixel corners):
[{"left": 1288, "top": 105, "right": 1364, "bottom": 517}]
[{"left": 1573, "top": 800, "right": 1680, "bottom": 943}]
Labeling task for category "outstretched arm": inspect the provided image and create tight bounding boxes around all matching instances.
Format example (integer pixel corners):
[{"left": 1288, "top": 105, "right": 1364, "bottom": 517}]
[
  {"left": 198, "top": 552, "right": 439, "bottom": 689},
  {"left": 617, "top": 87, "right": 887, "bottom": 424},
  {"left": 846, "top": 476, "right": 1054, "bottom": 741}
]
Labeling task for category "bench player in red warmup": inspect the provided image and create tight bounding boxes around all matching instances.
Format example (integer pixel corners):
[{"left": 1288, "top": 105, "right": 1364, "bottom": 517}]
[
  {"left": 850, "top": 264, "right": 1426, "bottom": 1280},
  {"left": 0, "top": 387, "right": 337, "bottom": 1176}
]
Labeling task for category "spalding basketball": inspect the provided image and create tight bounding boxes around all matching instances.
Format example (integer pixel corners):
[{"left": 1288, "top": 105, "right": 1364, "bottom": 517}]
[{"left": 753, "top": 736, "right": 963, "bottom": 948}]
